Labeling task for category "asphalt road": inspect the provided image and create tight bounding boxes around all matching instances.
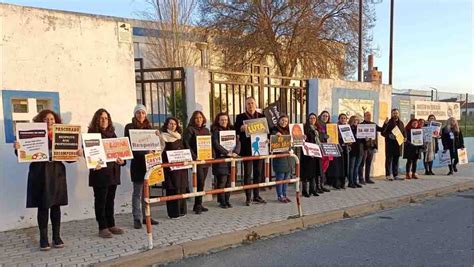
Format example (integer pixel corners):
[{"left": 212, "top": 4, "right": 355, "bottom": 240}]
[{"left": 165, "top": 190, "right": 473, "bottom": 266}]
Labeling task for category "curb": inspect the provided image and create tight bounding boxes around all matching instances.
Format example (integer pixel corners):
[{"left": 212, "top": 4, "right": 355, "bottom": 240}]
[{"left": 95, "top": 181, "right": 474, "bottom": 267}]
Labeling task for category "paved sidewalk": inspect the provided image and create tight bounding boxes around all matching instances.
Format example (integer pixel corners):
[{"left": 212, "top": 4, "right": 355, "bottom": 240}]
[{"left": 0, "top": 164, "right": 473, "bottom": 266}]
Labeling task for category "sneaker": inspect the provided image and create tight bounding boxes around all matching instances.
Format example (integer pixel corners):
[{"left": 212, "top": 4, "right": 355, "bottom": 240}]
[
  {"left": 52, "top": 238, "right": 64, "bottom": 248},
  {"left": 284, "top": 197, "right": 292, "bottom": 203},
  {"left": 253, "top": 196, "right": 267, "bottom": 204},
  {"left": 99, "top": 229, "right": 113, "bottom": 238},
  {"left": 169, "top": 216, "right": 181, "bottom": 220},
  {"left": 142, "top": 218, "right": 159, "bottom": 225},
  {"left": 133, "top": 219, "right": 142, "bottom": 229},
  {"left": 226, "top": 202, "right": 233, "bottom": 208},
  {"left": 385, "top": 176, "right": 394, "bottom": 181},
  {"left": 278, "top": 197, "right": 286, "bottom": 203},
  {"left": 394, "top": 176, "right": 404, "bottom": 180},
  {"left": 179, "top": 214, "right": 186, "bottom": 218},
  {"left": 40, "top": 239, "right": 51, "bottom": 251},
  {"left": 412, "top": 173, "right": 419, "bottom": 179},
  {"left": 109, "top": 226, "right": 124, "bottom": 235}
]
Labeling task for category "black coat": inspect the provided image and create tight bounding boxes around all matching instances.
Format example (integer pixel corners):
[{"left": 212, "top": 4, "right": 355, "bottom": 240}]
[
  {"left": 382, "top": 118, "right": 406, "bottom": 157},
  {"left": 359, "top": 120, "right": 383, "bottom": 150},
  {"left": 350, "top": 125, "right": 364, "bottom": 157},
  {"left": 161, "top": 138, "right": 190, "bottom": 191},
  {"left": 211, "top": 127, "right": 241, "bottom": 176},
  {"left": 403, "top": 128, "right": 422, "bottom": 160},
  {"left": 88, "top": 131, "right": 126, "bottom": 187},
  {"left": 234, "top": 111, "right": 265, "bottom": 156},
  {"left": 124, "top": 123, "right": 151, "bottom": 183},
  {"left": 441, "top": 127, "right": 465, "bottom": 152},
  {"left": 183, "top": 125, "right": 211, "bottom": 168},
  {"left": 270, "top": 126, "right": 294, "bottom": 174},
  {"left": 301, "top": 124, "right": 323, "bottom": 181}
]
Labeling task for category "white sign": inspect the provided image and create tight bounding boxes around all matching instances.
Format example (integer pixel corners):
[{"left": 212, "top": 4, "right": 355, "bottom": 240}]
[
  {"left": 219, "top": 130, "right": 236, "bottom": 151},
  {"left": 458, "top": 148, "right": 468, "bottom": 165},
  {"left": 302, "top": 142, "right": 322, "bottom": 158},
  {"left": 82, "top": 133, "right": 107, "bottom": 169},
  {"left": 129, "top": 130, "right": 161, "bottom": 151},
  {"left": 250, "top": 133, "right": 269, "bottom": 156},
  {"left": 438, "top": 150, "right": 451, "bottom": 166},
  {"left": 356, "top": 124, "right": 376, "bottom": 139},
  {"left": 423, "top": 127, "right": 433, "bottom": 142},
  {"left": 414, "top": 101, "right": 461, "bottom": 120},
  {"left": 430, "top": 121, "right": 442, "bottom": 138},
  {"left": 166, "top": 149, "right": 193, "bottom": 170},
  {"left": 15, "top": 123, "right": 49, "bottom": 163},
  {"left": 411, "top": 129, "right": 424, "bottom": 146},
  {"left": 338, "top": 124, "right": 355, "bottom": 143}
]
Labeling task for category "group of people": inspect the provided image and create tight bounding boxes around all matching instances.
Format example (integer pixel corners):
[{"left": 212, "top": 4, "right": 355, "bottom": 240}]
[{"left": 13, "top": 97, "right": 466, "bottom": 251}]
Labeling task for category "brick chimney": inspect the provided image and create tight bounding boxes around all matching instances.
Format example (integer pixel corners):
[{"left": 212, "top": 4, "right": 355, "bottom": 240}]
[{"left": 364, "top": 54, "right": 382, "bottom": 84}]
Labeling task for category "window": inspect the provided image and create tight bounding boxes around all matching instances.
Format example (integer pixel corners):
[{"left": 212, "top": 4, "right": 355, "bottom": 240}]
[{"left": 11, "top": 99, "right": 28, "bottom": 113}]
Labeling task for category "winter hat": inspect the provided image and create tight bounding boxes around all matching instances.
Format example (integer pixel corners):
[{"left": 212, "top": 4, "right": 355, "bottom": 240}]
[{"left": 133, "top": 104, "right": 147, "bottom": 115}]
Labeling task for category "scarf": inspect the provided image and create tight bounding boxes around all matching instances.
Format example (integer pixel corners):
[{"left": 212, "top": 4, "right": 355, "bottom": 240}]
[{"left": 161, "top": 130, "right": 181, "bottom": 143}]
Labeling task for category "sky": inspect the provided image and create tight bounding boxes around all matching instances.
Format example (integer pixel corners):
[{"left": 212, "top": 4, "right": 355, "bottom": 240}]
[{"left": 2, "top": 0, "right": 473, "bottom": 94}]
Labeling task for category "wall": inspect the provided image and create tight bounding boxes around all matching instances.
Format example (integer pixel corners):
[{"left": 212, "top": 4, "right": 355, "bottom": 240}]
[{"left": 0, "top": 4, "right": 136, "bottom": 231}]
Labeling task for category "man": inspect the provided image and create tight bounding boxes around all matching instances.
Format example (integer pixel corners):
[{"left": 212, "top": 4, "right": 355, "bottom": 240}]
[
  {"left": 382, "top": 108, "right": 406, "bottom": 181},
  {"left": 358, "top": 111, "right": 383, "bottom": 184},
  {"left": 234, "top": 97, "right": 266, "bottom": 205}
]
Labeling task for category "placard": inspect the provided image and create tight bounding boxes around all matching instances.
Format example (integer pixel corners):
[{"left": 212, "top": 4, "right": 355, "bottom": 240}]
[
  {"left": 102, "top": 137, "right": 134, "bottom": 162},
  {"left": 320, "top": 143, "right": 341, "bottom": 157},
  {"left": 263, "top": 101, "right": 281, "bottom": 127},
  {"left": 326, "top": 123, "right": 339, "bottom": 144},
  {"left": 82, "top": 133, "right": 107, "bottom": 169},
  {"left": 379, "top": 101, "right": 389, "bottom": 121},
  {"left": 219, "top": 130, "right": 236, "bottom": 151},
  {"left": 270, "top": 135, "right": 291, "bottom": 153},
  {"left": 338, "top": 124, "right": 355, "bottom": 143},
  {"left": 244, "top": 118, "right": 269, "bottom": 137},
  {"left": 145, "top": 152, "right": 164, "bottom": 185},
  {"left": 52, "top": 124, "right": 81, "bottom": 161},
  {"left": 458, "top": 148, "right": 468, "bottom": 165},
  {"left": 430, "top": 121, "right": 442, "bottom": 138},
  {"left": 438, "top": 150, "right": 451, "bottom": 166},
  {"left": 391, "top": 126, "right": 404, "bottom": 146},
  {"left": 302, "top": 142, "right": 322, "bottom": 158},
  {"left": 129, "top": 129, "right": 161, "bottom": 151},
  {"left": 423, "top": 127, "right": 433, "bottom": 142},
  {"left": 166, "top": 149, "right": 193, "bottom": 170},
  {"left": 356, "top": 124, "right": 376, "bottom": 139},
  {"left": 196, "top": 135, "right": 212, "bottom": 160},
  {"left": 15, "top": 122, "right": 49, "bottom": 163},
  {"left": 414, "top": 101, "right": 461, "bottom": 120},
  {"left": 289, "top": 123, "right": 305, "bottom": 147},
  {"left": 411, "top": 129, "right": 423, "bottom": 146},
  {"left": 250, "top": 133, "right": 269, "bottom": 156}
]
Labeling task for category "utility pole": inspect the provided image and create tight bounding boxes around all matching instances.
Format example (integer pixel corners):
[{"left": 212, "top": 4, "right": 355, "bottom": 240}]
[
  {"left": 358, "top": 0, "right": 363, "bottom": 82},
  {"left": 389, "top": 0, "right": 394, "bottom": 85}
]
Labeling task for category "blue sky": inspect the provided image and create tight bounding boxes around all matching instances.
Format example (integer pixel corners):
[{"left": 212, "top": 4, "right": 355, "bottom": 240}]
[{"left": 2, "top": 0, "right": 472, "bottom": 94}]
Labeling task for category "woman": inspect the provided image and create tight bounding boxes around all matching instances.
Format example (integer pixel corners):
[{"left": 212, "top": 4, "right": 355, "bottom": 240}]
[
  {"left": 441, "top": 117, "right": 465, "bottom": 175},
  {"left": 327, "top": 114, "right": 349, "bottom": 189},
  {"left": 301, "top": 113, "right": 324, "bottom": 197},
  {"left": 88, "top": 109, "right": 126, "bottom": 238},
  {"left": 183, "top": 111, "right": 211, "bottom": 214},
  {"left": 13, "top": 110, "right": 80, "bottom": 251},
  {"left": 348, "top": 115, "right": 363, "bottom": 188},
  {"left": 161, "top": 117, "right": 190, "bottom": 218},
  {"left": 270, "top": 114, "right": 294, "bottom": 203},
  {"left": 211, "top": 112, "right": 241, "bottom": 208},
  {"left": 404, "top": 118, "right": 422, "bottom": 179},
  {"left": 124, "top": 104, "right": 159, "bottom": 229},
  {"left": 423, "top": 115, "right": 439, "bottom": 175},
  {"left": 317, "top": 111, "right": 332, "bottom": 187}
]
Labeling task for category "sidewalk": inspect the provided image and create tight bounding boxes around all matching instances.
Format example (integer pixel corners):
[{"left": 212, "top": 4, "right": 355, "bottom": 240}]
[{"left": 1, "top": 164, "right": 473, "bottom": 266}]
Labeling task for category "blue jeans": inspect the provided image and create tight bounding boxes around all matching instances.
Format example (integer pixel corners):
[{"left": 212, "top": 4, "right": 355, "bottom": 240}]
[
  {"left": 349, "top": 155, "right": 363, "bottom": 185},
  {"left": 275, "top": 172, "right": 289, "bottom": 198}
]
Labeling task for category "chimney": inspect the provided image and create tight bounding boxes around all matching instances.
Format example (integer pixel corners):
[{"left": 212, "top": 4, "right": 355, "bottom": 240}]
[{"left": 368, "top": 54, "right": 374, "bottom": 71}]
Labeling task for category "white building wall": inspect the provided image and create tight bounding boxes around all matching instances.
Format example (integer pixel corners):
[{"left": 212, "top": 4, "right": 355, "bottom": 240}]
[{"left": 0, "top": 4, "right": 136, "bottom": 231}]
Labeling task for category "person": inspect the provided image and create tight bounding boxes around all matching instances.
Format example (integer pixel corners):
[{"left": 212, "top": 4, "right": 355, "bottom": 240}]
[
  {"left": 88, "top": 109, "right": 126, "bottom": 238},
  {"left": 348, "top": 115, "right": 363, "bottom": 188},
  {"left": 382, "top": 109, "right": 406, "bottom": 181},
  {"left": 183, "top": 111, "right": 211, "bottom": 214},
  {"left": 160, "top": 117, "right": 190, "bottom": 218},
  {"left": 234, "top": 97, "right": 266, "bottom": 206},
  {"left": 358, "top": 111, "right": 383, "bottom": 184},
  {"left": 211, "top": 112, "right": 241, "bottom": 208},
  {"left": 13, "top": 110, "right": 81, "bottom": 251},
  {"left": 124, "top": 104, "right": 159, "bottom": 229},
  {"left": 316, "top": 111, "right": 332, "bottom": 187},
  {"left": 423, "top": 115, "right": 439, "bottom": 175},
  {"left": 441, "top": 117, "right": 465, "bottom": 175},
  {"left": 404, "top": 118, "right": 422, "bottom": 179},
  {"left": 270, "top": 114, "right": 294, "bottom": 203},
  {"left": 327, "top": 114, "right": 349, "bottom": 189}
]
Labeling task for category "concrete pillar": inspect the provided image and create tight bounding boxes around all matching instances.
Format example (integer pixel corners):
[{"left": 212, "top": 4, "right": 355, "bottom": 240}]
[{"left": 307, "top": 79, "right": 319, "bottom": 115}]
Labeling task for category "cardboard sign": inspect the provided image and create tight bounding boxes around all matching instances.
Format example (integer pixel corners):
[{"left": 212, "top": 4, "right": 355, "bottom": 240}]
[
  {"left": 320, "top": 143, "right": 341, "bottom": 157},
  {"left": 392, "top": 126, "right": 404, "bottom": 146},
  {"left": 244, "top": 118, "right": 269, "bottom": 137},
  {"left": 338, "top": 124, "right": 355, "bottom": 143},
  {"left": 129, "top": 129, "right": 161, "bottom": 151},
  {"left": 423, "top": 127, "right": 433, "bottom": 142},
  {"left": 302, "top": 142, "right": 322, "bottom": 158},
  {"left": 290, "top": 123, "right": 305, "bottom": 147},
  {"left": 326, "top": 123, "right": 339, "bottom": 144},
  {"left": 430, "top": 121, "right": 442, "bottom": 138},
  {"left": 458, "top": 148, "right": 468, "bottom": 165},
  {"left": 145, "top": 152, "right": 164, "bottom": 185},
  {"left": 270, "top": 135, "right": 291, "bottom": 153},
  {"left": 102, "top": 137, "right": 134, "bottom": 162},
  {"left": 438, "top": 150, "right": 451, "bottom": 166},
  {"left": 166, "top": 149, "right": 193, "bottom": 170},
  {"left": 196, "top": 135, "right": 212, "bottom": 160},
  {"left": 82, "top": 133, "right": 107, "bottom": 169},
  {"left": 356, "top": 124, "right": 376, "bottom": 139},
  {"left": 16, "top": 122, "right": 49, "bottom": 163},
  {"left": 52, "top": 124, "right": 81, "bottom": 161},
  {"left": 250, "top": 133, "right": 269, "bottom": 156},
  {"left": 411, "top": 129, "right": 424, "bottom": 146},
  {"left": 219, "top": 130, "right": 236, "bottom": 152}
]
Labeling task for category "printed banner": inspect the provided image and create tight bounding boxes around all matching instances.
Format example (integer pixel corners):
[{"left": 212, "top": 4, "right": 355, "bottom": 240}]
[
  {"left": 102, "top": 137, "right": 134, "bottom": 162},
  {"left": 15, "top": 122, "right": 49, "bottom": 163},
  {"left": 320, "top": 143, "right": 341, "bottom": 157},
  {"left": 263, "top": 101, "right": 281, "bottom": 127},
  {"left": 250, "top": 133, "right": 269, "bottom": 156},
  {"left": 326, "top": 123, "right": 339, "bottom": 144},
  {"left": 356, "top": 124, "right": 376, "bottom": 139},
  {"left": 423, "top": 127, "right": 433, "bottom": 142},
  {"left": 145, "top": 152, "right": 164, "bottom": 185},
  {"left": 430, "top": 121, "right": 442, "bottom": 138},
  {"left": 302, "top": 142, "right": 322, "bottom": 158},
  {"left": 398, "top": 99, "right": 411, "bottom": 125},
  {"left": 196, "top": 135, "right": 212, "bottom": 160},
  {"left": 52, "top": 124, "right": 81, "bottom": 161},
  {"left": 270, "top": 135, "right": 291, "bottom": 153},
  {"left": 414, "top": 101, "right": 461, "bottom": 121},
  {"left": 411, "top": 129, "right": 424, "bottom": 146},
  {"left": 438, "top": 150, "right": 451, "bottom": 166},
  {"left": 219, "top": 130, "right": 236, "bottom": 152},
  {"left": 458, "top": 148, "right": 468, "bottom": 165},
  {"left": 166, "top": 149, "right": 193, "bottom": 170},
  {"left": 392, "top": 126, "right": 404, "bottom": 146},
  {"left": 82, "top": 133, "right": 107, "bottom": 169},
  {"left": 338, "top": 124, "right": 355, "bottom": 143},
  {"left": 244, "top": 118, "right": 269, "bottom": 137},
  {"left": 129, "top": 129, "right": 161, "bottom": 151},
  {"left": 289, "top": 123, "right": 305, "bottom": 147}
]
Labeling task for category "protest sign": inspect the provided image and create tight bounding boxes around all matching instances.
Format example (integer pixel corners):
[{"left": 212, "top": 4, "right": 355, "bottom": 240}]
[
  {"left": 244, "top": 118, "right": 269, "bottom": 137},
  {"left": 320, "top": 143, "right": 341, "bottom": 157},
  {"left": 290, "top": 123, "right": 305, "bottom": 147},
  {"left": 129, "top": 129, "right": 161, "bottom": 151},
  {"left": 430, "top": 121, "right": 442, "bottom": 138},
  {"left": 219, "top": 130, "right": 236, "bottom": 151},
  {"left": 166, "top": 149, "right": 193, "bottom": 170},
  {"left": 145, "top": 152, "right": 164, "bottom": 185},
  {"left": 392, "top": 126, "right": 404, "bottom": 146},
  {"left": 414, "top": 101, "right": 461, "bottom": 120},
  {"left": 338, "top": 124, "right": 355, "bottom": 143},
  {"left": 15, "top": 122, "right": 49, "bottom": 163},
  {"left": 458, "top": 148, "right": 469, "bottom": 165},
  {"left": 102, "top": 137, "right": 133, "bottom": 162},
  {"left": 250, "top": 133, "right": 269, "bottom": 156},
  {"left": 356, "top": 124, "right": 376, "bottom": 139},
  {"left": 326, "top": 123, "right": 339, "bottom": 144},
  {"left": 270, "top": 135, "right": 291, "bottom": 153},
  {"left": 196, "top": 135, "right": 212, "bottom": 160},
  {"left": 423, "top": 127, "right": 433, "bottom": 142},
  {"left": 411, "top": 129, "right": 424, "bottom": 146},
  {"left": 438, "top": 150, "right": 451, "bottom": 166},
  {"left": 52, "top": 124, "right": 81, "bottom": 161},
  {"left": 82, "top": 133, "right": 107, "bottom": 169},
  {"left": 263, "top": 101, "right": 281, "bottom": 127},
  {"left": 302, "top": 142, "right": 322, "bottom": 158}
]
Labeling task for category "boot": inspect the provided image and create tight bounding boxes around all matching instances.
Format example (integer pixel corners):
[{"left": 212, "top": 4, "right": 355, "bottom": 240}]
[
  {"left": 39, "top": 228, "right": 50, "bottom": 251},
  {"left": 52, "top": 222, "right": 64, "bottom": 248},
  {"left": 309, "top": 179, "right": 319, "bottom": 196},
  {"left": 302, "top": 182, "right": 310, "bottom": 198},
  {"left": 447, "top": 165, "right": 454, "bottom": 175},
  {"left": 412, "top": 173, "right": 419, "bottom": 179},
  {"left": 316, "top": 177, "right": 324, "bottom": 194}
]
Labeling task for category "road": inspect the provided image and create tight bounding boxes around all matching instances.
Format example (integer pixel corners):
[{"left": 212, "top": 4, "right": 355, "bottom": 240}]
[{"left": 165, "top": 190, "right": 473, "bottom": 266}]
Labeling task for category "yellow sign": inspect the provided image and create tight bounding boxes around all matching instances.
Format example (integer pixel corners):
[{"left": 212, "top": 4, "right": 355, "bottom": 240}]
[
  {"left": 148, "top": 167, "right": 164, "bottom": 186},
  {"left": 196, "top": 135, "right": 212, "bottom": 160},
  {"left": 326, "top": 123, "right": 339, "bottom": 144},
  {"left": 379, "top": 101, "right": 388, "bottom": 121},
  {"left": 145, "top": 152, "right": 164, "bottom": 186},
  {"left": 244, "top": 118, "right": 269, "bottom": 137},
  {"left": 392, "top": 126, "right": 404, "bottom": 146}
]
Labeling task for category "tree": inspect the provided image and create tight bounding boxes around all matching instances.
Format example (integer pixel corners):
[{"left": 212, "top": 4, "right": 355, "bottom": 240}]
[{"left": 199, "top": 0, "right": 376, "bottom": 79}]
